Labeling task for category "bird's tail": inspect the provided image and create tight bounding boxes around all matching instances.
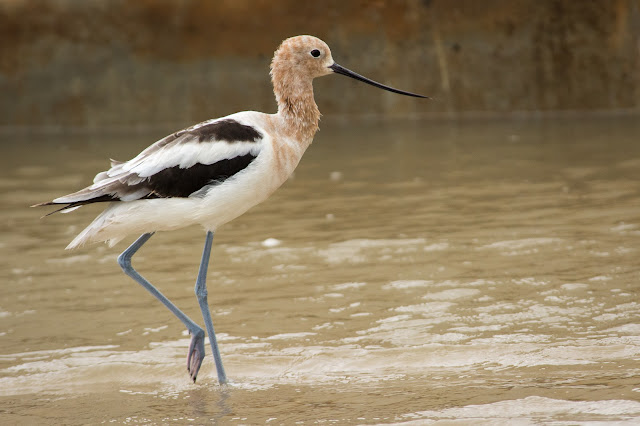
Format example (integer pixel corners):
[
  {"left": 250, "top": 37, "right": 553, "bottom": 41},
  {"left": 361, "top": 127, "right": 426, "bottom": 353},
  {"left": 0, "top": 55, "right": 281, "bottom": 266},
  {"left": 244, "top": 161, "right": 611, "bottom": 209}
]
[
  {"left": 66, "top": 217, "right": 104, "bottom": 250},
  {"left": 65, "top": 206, "right": 125, "bottom": 250}
]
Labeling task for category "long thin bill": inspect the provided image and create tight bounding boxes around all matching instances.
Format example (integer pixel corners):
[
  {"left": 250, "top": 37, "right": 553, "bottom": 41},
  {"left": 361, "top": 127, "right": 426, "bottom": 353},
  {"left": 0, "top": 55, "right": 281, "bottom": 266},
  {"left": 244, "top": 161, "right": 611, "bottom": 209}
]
[{"left": 329, "top": 63, "right": 429, "bottom": 98}]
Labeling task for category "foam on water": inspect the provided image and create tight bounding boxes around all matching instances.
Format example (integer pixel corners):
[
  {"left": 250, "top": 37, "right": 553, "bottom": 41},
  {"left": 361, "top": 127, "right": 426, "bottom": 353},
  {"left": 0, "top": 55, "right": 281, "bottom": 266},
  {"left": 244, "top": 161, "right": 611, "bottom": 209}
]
[
  {"left": 3, "top": 326, "right": 639, "bottom": 397},
  {"left": 398, "top": 396, "right": 640, "bottom": 424}
]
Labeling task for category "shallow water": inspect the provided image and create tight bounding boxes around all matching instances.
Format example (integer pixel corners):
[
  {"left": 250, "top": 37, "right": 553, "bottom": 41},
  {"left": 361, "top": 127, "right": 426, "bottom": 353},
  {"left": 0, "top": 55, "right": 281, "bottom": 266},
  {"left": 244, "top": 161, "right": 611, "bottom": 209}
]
[{"left": 1, "top": 115, "right": 640, "bottom": 424}]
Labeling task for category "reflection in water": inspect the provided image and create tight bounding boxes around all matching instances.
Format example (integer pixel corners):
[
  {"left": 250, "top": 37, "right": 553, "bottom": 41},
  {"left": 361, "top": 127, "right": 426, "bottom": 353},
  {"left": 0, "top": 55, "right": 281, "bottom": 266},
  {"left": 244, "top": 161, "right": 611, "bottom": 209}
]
[{"left": 1, "top": 116, "right": 640, "bottom": 423}]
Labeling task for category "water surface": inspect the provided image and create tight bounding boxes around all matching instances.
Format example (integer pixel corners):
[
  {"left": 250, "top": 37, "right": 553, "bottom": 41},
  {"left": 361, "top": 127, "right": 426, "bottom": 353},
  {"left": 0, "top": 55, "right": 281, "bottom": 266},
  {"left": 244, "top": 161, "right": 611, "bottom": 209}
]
[{"left": 1, "top": 115, "right": 640, "bottom": 424}]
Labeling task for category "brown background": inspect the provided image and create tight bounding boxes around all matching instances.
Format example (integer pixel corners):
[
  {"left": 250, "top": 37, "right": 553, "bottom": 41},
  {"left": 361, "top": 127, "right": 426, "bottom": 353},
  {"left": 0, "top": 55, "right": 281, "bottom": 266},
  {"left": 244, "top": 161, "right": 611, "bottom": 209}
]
[{"left": 2, "top": 0, "right": 639, "bottom": 129}]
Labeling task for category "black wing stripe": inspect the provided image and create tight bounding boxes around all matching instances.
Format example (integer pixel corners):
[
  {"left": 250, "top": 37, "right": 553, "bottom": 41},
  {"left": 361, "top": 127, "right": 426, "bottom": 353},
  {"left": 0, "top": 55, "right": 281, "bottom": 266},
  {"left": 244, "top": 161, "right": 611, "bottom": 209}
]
[
  {"left": 145, "top": 153, "right": 257, "bottom": 198},
  {"left": 182, "top": 119, "right": 263, "bottom": 143},
  {"left": 153, "top": 119, "right": 263, "bottom": 152}
]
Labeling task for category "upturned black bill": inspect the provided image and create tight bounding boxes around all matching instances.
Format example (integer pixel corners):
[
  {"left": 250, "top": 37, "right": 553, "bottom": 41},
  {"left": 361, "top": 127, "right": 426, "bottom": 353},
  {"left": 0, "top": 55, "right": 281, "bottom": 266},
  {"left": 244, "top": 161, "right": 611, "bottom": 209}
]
[{"left": 329, "top": 63, "right": 428, "bottom": 98}]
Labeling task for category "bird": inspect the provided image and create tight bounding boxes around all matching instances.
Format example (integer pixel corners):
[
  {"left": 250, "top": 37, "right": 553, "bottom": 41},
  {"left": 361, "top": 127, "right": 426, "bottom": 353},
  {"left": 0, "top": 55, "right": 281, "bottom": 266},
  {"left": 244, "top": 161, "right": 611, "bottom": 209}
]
[{"left": 34, "top": 35, "right": 427, "bottom": 385}]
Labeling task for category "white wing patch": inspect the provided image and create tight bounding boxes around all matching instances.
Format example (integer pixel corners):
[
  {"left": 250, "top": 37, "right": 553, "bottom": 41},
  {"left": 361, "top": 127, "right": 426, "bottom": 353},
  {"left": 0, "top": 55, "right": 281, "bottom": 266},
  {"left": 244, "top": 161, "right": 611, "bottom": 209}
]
[{"left": 122, "top": 140, "right": 261, "bottom": 178}]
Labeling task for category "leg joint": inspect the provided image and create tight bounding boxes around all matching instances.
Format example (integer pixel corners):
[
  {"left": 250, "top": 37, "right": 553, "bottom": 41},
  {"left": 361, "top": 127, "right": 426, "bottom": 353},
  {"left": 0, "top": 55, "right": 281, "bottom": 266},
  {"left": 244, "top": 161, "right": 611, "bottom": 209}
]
[
  {"left": 195, "top": 285, "right": 208, "bottom": 300},
  {"left": 117, "top": 251, "right": 132, "bottom": 271},
  {"left": 118, "top": 233, "right": 153, "bottom": 272},
  {"left": 192, "top": 328, "right": 205, "bottom": 339}
]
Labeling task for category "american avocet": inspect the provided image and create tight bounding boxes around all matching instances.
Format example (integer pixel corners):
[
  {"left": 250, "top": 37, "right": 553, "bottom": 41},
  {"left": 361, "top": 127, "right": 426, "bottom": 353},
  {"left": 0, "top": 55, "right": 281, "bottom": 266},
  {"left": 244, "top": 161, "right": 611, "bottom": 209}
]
[{"left": 34, "top": 35, "right": 426, "bottom": 384}]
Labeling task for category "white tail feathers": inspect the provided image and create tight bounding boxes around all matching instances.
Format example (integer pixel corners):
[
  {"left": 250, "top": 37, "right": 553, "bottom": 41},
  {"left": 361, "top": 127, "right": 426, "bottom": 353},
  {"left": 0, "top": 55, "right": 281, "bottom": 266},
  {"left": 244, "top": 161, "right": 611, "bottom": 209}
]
[
  {"left": 65, "top": 207, "right": 123, "bottom": 249},
  {"left": 66, "top": 222, "right": 100, "bottom": 250}
]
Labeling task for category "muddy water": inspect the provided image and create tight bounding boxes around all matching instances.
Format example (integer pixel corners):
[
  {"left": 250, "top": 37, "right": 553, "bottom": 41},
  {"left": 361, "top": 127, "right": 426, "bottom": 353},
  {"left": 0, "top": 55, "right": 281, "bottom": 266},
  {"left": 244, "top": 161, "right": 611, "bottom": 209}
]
[{"left": 1, "top": 115, "right": 640, "bottom": 424}]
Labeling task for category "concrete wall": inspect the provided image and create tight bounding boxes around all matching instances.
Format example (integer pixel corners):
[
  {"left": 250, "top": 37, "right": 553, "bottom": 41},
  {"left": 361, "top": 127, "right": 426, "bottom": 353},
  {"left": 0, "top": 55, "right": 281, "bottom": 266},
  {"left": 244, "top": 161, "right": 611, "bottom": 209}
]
[{"left": 2, "top": 0, "right": 639, "bottom": 128}]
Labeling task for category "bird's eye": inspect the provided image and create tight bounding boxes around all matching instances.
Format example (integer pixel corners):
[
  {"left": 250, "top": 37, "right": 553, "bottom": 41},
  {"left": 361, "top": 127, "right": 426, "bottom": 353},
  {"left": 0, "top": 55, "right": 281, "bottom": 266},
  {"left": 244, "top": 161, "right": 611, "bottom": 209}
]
[{"left": 310, "top": 49, "right": 321, "bottom": 58}]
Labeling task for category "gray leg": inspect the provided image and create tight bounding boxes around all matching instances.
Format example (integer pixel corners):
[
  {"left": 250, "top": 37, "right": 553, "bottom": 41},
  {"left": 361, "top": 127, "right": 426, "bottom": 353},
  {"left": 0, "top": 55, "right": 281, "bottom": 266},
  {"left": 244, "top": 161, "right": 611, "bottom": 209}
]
[
  {"left": 117, "top": 232, "right": 208, "bottom": 382},
  {"left": 195, "top": 231, "right": 227, "bottom": 384}
]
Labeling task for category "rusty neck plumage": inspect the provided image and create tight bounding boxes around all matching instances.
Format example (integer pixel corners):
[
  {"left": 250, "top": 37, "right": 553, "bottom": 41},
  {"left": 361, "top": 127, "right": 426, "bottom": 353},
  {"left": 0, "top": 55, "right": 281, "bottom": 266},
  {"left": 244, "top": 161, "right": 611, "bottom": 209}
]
[{"left": 270, "top": 41, "right": 322, "bottom": 143}]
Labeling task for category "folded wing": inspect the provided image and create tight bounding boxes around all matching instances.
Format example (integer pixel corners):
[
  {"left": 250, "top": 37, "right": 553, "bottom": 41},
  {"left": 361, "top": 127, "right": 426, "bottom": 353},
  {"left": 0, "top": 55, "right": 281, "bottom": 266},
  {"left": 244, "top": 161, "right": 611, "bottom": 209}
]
[{"left": 35, "top": 118, "right": 264, "bottom": 214}]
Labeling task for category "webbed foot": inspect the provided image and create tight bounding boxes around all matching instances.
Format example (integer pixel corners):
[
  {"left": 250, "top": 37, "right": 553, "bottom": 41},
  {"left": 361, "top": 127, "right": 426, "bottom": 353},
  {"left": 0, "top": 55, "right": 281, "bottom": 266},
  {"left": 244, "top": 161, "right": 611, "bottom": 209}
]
[{"left": 187, "top": 329, "right": 206, "bottom": 382}]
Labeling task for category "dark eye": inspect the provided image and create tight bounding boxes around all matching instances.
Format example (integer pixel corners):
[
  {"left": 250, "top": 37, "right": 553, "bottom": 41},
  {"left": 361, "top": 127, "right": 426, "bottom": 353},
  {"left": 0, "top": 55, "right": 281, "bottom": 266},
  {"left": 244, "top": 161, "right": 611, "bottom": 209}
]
[{"left": 310, "top": 49, "right": 321, "bottom": 58}]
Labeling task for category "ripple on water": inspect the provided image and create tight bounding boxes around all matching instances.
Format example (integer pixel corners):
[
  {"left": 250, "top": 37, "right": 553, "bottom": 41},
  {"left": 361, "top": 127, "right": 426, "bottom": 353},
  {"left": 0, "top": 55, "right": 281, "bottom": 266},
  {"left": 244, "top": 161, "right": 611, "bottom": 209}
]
[
  {"left": 399, "top": 396, "right": 640, "bottom": 424},
  {"left": 4, "top": 325, "right": 637, "bottom": 397}
]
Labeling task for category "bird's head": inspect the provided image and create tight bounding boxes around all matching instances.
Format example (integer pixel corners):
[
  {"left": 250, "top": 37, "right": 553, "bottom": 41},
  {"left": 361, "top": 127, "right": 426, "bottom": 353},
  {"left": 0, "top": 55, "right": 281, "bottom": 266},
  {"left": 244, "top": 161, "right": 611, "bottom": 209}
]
[{"left": 271, "top": 35, "right": 428, "bottom": 98}]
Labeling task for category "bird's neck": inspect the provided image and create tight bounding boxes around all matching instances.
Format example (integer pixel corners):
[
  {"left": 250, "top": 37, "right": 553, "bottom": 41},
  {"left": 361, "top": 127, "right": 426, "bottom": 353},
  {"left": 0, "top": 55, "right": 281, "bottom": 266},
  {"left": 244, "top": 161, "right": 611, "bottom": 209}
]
[{"left": 272, "top": 75, "right": 321, "bottom": 142}]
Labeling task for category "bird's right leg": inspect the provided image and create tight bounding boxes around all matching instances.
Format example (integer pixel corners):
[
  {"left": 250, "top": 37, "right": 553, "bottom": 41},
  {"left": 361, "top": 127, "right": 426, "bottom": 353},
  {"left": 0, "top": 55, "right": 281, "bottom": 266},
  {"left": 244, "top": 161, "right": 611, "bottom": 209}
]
[{"left": 117, "top": 232, "right": 207, "bottom": 382}]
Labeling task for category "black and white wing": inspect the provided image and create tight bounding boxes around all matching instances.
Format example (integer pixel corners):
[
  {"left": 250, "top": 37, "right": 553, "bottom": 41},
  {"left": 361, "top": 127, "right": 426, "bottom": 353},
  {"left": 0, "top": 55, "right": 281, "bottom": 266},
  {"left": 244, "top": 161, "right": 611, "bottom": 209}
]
[{"left": 36, "top": 117, "right": 264, "bottom": 214}]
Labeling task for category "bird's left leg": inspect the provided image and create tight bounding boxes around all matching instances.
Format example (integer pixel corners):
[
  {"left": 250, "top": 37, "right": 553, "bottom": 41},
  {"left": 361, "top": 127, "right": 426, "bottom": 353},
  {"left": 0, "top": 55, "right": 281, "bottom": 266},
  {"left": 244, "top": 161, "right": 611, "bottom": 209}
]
[
  {"left": 194, "top": 231, "right": 227, "bottom": 385},
  {"left": 117, "top": 232, "right": 208, "bottom": 382}
]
